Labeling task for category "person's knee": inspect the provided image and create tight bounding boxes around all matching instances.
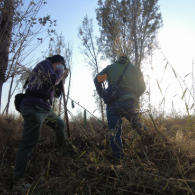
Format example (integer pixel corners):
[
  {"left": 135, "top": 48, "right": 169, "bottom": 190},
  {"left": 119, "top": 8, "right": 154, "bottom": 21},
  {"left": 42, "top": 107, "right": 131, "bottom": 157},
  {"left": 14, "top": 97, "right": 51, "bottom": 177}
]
[
  {"left": 21, "top": 123, "right": 41, "bottom": 147},
  {"left": 19, "top": 136, "right": 39, "bottom": 149},
  {"left": 34, "top": 112, "right": 46, "bottom": 125},
  {"left": 57, "top": 118, "right": 65, "bottom": 130}
]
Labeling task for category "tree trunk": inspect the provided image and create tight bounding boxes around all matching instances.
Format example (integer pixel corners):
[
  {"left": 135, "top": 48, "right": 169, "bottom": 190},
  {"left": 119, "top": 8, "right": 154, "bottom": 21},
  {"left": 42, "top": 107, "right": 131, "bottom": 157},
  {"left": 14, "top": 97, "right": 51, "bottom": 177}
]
[
  {"left": 100, "top": 98, "right": 104, "bottom": 123},
  {"left": 0, "top": 0, "right": 14, "bottom": 114},
  {"left": 123, "top": 20, "right": 126, "bottom": 54},
  {"left": 0, "top": 79, "right": 3, "bottom": 114},
  {"left": 132, "top": 0, "right": 138, "bottom": 68},
  {"left": 148, "top": 76, "right": 151, "bottom": 111},
  {"left": 2, "top": 79, "right": 18, "bottom": 115},
  {"left": 133, "top": 19, "right": 138, "bottom": 67},
  {"left": 58, "top": 96, "right": 62, "bottom": 117},
  {"left": 112, "top": 40, "right": 116, "bottom": 63},
  {"left": 62, "top": 80, "right": 70, "bottom": 138},
  {"left": 6, "top": 75, "right": 14, "bottom": 117}
]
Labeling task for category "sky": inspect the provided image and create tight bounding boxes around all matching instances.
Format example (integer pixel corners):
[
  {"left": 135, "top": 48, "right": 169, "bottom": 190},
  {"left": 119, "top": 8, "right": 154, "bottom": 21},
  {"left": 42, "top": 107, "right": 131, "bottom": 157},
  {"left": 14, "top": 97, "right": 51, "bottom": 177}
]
[{"left": 2, "top": 0, "right": 195, "bottom": 118}]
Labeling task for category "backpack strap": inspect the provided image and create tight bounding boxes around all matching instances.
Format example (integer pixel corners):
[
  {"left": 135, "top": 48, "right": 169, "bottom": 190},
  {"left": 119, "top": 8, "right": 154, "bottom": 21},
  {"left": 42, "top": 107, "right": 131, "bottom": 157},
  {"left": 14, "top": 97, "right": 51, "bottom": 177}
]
[{"left": 116, "top": 61, "right": 129, "bottom": 85}]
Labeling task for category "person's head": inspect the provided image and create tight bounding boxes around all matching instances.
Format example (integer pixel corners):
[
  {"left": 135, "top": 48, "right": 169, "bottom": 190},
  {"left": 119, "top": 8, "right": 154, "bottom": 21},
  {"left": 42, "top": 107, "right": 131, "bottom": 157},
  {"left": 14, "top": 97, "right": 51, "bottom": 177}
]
[
  {"left": 119, "top": 54, "right": 129, "bottom": 60},
  {"left": 118, "top": 53, "right": 129, "bottom": 63},
  {"left": 46, "top": 55, "right": 66, "bottom": 72}
]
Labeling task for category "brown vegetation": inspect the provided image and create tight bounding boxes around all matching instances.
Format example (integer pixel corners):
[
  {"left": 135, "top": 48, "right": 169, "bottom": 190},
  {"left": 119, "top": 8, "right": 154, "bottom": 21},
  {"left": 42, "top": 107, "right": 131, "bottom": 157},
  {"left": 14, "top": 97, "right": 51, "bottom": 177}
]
[{"left": 1, "top": 114, "right": 195, "bottom": 195}]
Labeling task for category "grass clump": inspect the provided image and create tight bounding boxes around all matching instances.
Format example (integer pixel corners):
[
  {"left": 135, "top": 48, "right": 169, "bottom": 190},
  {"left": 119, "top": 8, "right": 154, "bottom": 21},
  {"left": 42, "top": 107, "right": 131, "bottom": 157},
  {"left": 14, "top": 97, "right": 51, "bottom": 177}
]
[{"left": 1, "top": 113, "right": 195, "bottom": 195}]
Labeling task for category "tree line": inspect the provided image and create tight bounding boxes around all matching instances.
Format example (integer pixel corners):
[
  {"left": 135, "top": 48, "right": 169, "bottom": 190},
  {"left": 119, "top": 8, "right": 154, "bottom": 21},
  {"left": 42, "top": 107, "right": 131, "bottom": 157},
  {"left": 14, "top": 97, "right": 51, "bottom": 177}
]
[
  {"left": 0, "top": 0, "right": 162, "bottom": 121},
  {"left": 78, "top": 0, "right": 162, "bottom": 121}
]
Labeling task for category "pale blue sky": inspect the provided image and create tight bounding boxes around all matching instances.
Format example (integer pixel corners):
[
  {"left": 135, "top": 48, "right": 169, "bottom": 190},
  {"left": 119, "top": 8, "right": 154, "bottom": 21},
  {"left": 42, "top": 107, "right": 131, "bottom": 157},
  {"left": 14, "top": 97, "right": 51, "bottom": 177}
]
[{"left": 2, "top": 0, "right": 195, "bottom": 117}]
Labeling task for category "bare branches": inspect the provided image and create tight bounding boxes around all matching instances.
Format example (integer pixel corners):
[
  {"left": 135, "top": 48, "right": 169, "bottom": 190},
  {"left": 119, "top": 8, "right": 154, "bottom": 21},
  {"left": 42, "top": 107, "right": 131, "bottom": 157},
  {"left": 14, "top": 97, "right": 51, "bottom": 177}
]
[
  {"left": 96, "top": 0, "right": 163, "bottom": 68},
  {"left": 78, "top": 15, "right": 105, "bottom": 122},
  {"left": 78, "top": 16, "right": 100, "bottom": 74},
  {"left": 7, "top": 0, "right": 56, "bottom": 79},
  {"left": 0, "top": 0, "right": 56, "bottom": 114}
]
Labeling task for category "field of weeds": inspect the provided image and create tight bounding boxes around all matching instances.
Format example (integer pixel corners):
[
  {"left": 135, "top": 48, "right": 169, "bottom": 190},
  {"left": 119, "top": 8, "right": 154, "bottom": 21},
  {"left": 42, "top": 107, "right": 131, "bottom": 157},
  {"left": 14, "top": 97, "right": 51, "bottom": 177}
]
[{"left": 1, "top": 113, "right": 195, "bottom": 195}]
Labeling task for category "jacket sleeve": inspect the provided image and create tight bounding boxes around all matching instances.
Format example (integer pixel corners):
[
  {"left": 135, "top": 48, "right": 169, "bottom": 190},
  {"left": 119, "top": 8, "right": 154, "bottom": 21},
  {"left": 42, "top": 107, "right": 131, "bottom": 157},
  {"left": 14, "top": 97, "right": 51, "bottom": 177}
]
[
  {"left": 94, "top": 67, "right": 108, "bottom": 97},
  {"left": 36, "top": 61, "right": 63, "bottom": 86},
  {"left": 47, "top": 67, "right": 63, "bottom": 86}
]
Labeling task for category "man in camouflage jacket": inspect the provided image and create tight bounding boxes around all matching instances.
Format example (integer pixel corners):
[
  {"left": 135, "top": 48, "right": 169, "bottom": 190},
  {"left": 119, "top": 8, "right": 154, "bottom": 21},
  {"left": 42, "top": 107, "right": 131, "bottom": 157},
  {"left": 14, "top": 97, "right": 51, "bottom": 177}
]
[{"left": 94, "top": 55, "right": 147, "bottom": 160}]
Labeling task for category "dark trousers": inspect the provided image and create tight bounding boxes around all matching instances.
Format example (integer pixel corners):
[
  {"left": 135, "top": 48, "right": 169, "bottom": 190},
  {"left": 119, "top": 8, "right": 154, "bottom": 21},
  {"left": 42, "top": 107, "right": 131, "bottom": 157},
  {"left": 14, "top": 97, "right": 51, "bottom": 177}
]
[
  {"left": 13, "top": 105, "right": 66, "bottom": 180},
  {"left": 106, "top": 99, "right": 147, "bottom": 160}
]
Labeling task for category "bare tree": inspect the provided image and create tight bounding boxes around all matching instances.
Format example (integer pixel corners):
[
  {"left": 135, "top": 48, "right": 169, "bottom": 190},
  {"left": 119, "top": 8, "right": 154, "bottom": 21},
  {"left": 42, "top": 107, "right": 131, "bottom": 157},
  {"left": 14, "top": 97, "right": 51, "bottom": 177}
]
[
  {"left": 1, "top": 0, "right": 56, "bottom": 115},
  {"left": 0, "top": 0, "right": 14, "bottom": 113},
  {"left": 78, "top": 15, "right": 105, "bottom": 122},
  {"left": 96, "top": 0, "right": 163, "bottom": 68}
]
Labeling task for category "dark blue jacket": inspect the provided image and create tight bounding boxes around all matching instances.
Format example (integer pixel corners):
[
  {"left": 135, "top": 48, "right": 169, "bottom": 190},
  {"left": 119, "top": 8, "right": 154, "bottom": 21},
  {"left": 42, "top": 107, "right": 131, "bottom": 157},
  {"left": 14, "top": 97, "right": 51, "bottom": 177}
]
[{"left": 21, "top": 59, "right": 63, "bottom": 110}]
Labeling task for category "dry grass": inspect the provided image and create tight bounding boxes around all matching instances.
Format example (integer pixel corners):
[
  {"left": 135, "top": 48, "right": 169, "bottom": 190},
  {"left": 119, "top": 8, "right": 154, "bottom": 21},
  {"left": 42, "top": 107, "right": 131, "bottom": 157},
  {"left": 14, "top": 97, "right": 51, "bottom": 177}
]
[{"left": 1, "top": 113, "right": 195, "bottom": 195}]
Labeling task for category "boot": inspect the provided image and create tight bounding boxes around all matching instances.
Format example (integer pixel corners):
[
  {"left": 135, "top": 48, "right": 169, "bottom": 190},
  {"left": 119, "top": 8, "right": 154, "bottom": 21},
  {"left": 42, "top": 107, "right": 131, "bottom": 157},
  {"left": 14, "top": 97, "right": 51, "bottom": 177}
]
[{"left": 12, "top": 178, "right": 31, "bottom": 194}]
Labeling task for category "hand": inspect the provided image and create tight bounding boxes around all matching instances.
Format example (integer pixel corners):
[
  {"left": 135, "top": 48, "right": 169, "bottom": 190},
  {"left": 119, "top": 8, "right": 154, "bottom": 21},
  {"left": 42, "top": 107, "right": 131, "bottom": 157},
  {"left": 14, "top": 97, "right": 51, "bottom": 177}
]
[
  {"left": 56, "top": 64, "right": 65, "bottom": 72},
  {"left": 63, "top": 68, "right": 69, "bottom": 80}
]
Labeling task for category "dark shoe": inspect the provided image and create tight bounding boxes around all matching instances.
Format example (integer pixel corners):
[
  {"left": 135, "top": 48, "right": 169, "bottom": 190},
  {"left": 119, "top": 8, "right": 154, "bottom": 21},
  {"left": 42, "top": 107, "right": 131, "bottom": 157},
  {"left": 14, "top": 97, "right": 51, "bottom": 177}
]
[{"left": 12, "top": 178, "right": 31, "bottom": 194}]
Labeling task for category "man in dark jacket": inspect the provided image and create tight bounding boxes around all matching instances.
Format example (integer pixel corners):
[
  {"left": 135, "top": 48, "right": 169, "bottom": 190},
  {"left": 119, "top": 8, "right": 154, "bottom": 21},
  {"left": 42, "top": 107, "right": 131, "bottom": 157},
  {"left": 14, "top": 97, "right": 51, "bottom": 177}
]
[
  {"left": 12, "top": 55, "right": 69, "bottom": 193},
  {"left": 94, "top": 55, "right": 147, "bottom": 160}
]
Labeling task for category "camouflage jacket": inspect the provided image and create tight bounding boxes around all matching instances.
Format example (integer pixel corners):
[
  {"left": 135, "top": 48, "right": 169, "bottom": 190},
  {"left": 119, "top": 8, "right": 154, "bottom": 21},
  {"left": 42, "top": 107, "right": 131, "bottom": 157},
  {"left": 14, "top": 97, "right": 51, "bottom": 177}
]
[{"left": 94, "top": 57, "right": 146, "bottom": 102}]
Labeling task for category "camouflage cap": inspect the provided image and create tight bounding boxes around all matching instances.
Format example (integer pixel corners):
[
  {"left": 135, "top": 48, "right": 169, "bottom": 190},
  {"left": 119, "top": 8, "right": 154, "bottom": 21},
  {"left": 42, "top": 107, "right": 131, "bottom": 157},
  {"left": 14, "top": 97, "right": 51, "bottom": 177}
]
[{"left": 119, "top": 54, "right": 129, "bottom": 60}]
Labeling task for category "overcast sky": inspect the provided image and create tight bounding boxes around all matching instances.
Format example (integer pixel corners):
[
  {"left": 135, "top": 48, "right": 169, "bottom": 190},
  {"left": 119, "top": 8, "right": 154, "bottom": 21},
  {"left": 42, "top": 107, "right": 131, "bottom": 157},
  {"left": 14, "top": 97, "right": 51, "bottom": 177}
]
[{"left": 2, "top": 0, "right": 195, "bottom": 118}]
